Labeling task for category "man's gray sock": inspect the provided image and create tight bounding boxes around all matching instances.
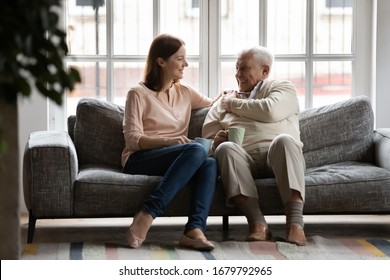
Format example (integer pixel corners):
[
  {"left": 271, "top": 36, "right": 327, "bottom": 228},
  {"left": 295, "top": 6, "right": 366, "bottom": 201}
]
[
  {"left": 285, "top": 201, "right": 304, "bottom": 228},
  {"left": 237, "top": 197, "right": 267, "bottom": 226}
]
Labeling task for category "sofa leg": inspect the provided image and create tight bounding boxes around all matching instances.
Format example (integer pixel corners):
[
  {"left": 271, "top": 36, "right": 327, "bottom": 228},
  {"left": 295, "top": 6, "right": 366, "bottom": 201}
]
[
  {"left": 27, "top": 212, "right": 36, "bottom": 244},
  {"left": 222, "top": 215, "right": 229, "bottom": 231}
]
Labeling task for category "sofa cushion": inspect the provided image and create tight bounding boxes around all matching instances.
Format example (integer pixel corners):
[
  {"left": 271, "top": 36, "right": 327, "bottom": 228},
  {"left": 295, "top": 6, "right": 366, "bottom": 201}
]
[
  {"left": 74, "top": 98, "right": 125, "bottom": 169},
  {"left": 188, "top": 107, "right": 210, "bottom": 139},
  {"left": 299, "top": 96, "right": 374, "bottom": 168},
  {"left": 254, "top": 161, "right": 390, "bottom": 214},
  {"left": 73, "top": 166, "right": 161, "bottom": 216}
]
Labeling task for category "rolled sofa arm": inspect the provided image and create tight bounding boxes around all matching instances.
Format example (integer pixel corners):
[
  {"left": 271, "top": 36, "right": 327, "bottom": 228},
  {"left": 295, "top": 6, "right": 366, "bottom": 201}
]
[
  {"left": 23, "top": 131, "right": 78, "bottom": 217},
  {"left": 374, "top": 128, "right": 390, "bottom": 171}
]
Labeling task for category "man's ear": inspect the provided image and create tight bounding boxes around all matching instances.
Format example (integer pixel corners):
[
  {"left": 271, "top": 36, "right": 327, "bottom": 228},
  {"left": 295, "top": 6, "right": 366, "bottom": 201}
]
[{"left": 262, "top": 65, "right": 270, "bottom": 79}]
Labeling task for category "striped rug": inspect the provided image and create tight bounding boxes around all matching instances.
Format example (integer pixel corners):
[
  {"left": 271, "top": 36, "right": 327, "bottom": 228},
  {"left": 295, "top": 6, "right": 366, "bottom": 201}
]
[{"left": 21, "top": 236, "right": 390, "bottom": 260}]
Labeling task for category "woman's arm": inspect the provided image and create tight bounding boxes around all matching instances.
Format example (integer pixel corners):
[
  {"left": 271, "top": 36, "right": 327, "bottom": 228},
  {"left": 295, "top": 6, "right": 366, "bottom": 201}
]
[{"left": 138, "top": 135, "right": 192, "bottom": 150}]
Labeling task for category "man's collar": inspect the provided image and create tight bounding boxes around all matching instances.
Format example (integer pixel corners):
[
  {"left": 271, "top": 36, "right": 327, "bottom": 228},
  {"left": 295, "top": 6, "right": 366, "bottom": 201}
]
[
  {"left": 248, "top": 80, "right": 264, "bottom": 99},
  {"left": 238, "top": 80, "right": 264, "bottom": 99}
]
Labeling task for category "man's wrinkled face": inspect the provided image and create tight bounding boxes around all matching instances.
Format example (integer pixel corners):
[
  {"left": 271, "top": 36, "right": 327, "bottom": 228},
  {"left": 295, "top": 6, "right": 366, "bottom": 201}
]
[{"left": 235, "top": 52, "right": 263, "bottom": 92}]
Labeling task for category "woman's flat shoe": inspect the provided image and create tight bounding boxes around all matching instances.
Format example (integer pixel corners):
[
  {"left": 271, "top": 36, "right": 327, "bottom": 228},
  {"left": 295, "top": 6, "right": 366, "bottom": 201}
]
[
  {"left": 179, "top": 235, "right": 215, "bottom": 251},
  {"left": 126, "top": 228, "right": 145, "bottom": 249}
]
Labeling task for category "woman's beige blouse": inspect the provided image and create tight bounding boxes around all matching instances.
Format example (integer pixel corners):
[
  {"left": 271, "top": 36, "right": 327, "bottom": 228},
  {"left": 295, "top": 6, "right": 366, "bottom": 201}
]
[{"left": 121, "top": 82, "right": 212, "bottom": 167}]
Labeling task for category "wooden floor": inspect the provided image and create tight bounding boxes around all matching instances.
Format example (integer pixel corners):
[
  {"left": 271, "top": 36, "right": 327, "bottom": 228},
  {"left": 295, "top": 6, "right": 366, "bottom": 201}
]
[{"left": 20, "top": 214, "right": 390, "bottom": 244}]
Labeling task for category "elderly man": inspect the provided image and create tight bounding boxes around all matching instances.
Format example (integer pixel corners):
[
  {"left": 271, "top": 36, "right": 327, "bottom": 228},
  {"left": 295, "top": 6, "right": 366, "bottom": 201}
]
[{"left": 202, "top": 46, "right": 307, "bottom": 246}]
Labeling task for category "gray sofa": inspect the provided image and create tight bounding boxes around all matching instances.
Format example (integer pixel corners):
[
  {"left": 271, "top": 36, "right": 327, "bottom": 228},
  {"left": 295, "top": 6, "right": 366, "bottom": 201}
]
[{"left": 23, "top": 95, "right": 390, "bottom": 243}]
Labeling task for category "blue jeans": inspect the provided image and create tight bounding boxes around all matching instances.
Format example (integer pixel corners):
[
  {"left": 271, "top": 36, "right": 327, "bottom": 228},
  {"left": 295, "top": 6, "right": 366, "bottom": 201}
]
[{"left": 123, "top": 142, "right": 217, "bottom": 233}]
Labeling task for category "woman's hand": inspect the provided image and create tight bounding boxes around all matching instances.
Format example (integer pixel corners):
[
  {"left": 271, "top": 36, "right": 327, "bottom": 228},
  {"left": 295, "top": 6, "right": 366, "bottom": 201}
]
[
  {"left": 212, "top": 130, "right": 228, "bottom": 150},
  {"left": 139, "top": 135, "right": 191, "bottom": 150},
  {"left": 211, "top": 91, "right": 223, "bottom": 105},
  {"left": 165, "top": 136, "right": 192, "bottom": 146},
  {"left": 211, "top": 90, "right": 237, "bottom": 105}
]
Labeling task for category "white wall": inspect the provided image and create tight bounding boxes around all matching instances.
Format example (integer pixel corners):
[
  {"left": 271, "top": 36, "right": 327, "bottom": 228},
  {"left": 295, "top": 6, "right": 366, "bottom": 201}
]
[
  {"left": 18, "top": 91, "right": 47, "bottom": 214},
  {"left": 375, "top": 0, "right": 390, "bottom": 128}
]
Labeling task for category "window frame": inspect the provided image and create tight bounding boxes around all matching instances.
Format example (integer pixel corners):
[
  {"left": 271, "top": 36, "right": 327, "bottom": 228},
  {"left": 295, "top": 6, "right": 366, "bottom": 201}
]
[
  {"left": 50, "top": 0, "right": 374, "bottom": 131},
  {"left": 210, "top": 0, "right": 372, "bottom": 109}
]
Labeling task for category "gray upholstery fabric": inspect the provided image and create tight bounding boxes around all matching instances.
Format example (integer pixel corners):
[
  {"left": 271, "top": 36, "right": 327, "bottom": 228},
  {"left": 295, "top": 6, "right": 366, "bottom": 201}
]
[
  {"left": 305, "top": 161, "right": 390, "bottom": 185},
  {"left": 303, "top": 161, "right": 390, "bottom": 213},
  {"left": 73, "top": 166, "right": 161, "bottom": 216},
  {"left": 23, "top": 131, "right": 78, "bottom": 217},
  {"left": 253, "top": 161, "right": 390, "bottom": 214},
  {"left": 67, "top": 115, "right": 76, "bottom": 141},
  {"left": 72, "top": 99, "right": 210, "bottom": 169},
  {"left": 73, "top": 98, "right": 125, "bottom": 169},
  {"left": 71, "top": 160, "right": 390, "bottom": 217},
  {"left": 73, "top": 166, "right": 231, "bottom": 217},
  {"left": 299, "top": 96, "right": 374, "bottom": 168},
  {"left": 374, "top": 128, "right": 390, "bottom": 171},
  {"left": 188, "top": 107, "right": 210, "bottom": 139}
]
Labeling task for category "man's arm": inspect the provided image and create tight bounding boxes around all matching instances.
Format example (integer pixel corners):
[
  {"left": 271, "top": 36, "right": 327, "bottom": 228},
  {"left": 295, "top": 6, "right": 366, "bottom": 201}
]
[{"left": 228, "top": 81, "right": 300, "bottom": 123}]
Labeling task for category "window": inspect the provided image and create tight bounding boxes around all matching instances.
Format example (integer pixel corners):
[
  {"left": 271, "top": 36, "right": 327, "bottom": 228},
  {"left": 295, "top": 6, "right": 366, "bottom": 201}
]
[
  {"left": 217, "top": 0, "right": 355, "bottom": 110},
  {"left": 326, "top": 0, "right": 352, "bottom": 9},
  {"left": 62, "top": 0, "right": 370, "bottom": 123},
  {"left": 65, "top": 0, "right": 203, "bottom": 116}
]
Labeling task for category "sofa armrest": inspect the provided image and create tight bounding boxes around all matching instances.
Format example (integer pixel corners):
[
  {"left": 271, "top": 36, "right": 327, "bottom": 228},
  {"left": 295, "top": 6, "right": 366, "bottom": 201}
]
[
  {"left": 23, "top": 131, "right": 78, "bottom": 217},
  {"left": 374, "top": 128, "right": 390, "bottom": 171}
]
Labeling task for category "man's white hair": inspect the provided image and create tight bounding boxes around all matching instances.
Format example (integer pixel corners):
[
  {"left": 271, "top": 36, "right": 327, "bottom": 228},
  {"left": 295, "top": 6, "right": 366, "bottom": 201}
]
[{"left": 238, "top": 46, "right": 274, "bottom": 68}]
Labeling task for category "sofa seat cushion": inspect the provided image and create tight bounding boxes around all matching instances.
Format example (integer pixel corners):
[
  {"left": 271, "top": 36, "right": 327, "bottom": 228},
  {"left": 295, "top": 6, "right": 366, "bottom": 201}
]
[
  {"left": 304, "top": 161, "right": 390, "bottom": 185},
  {"left": 73, "top": 166, "right": 160, "bottom": 216},
  {"left": 73, "top": 165, "right": 234, "bottom": 217},
  {"left": 254, "top": 161, "right": 390, "bottom": 214}
]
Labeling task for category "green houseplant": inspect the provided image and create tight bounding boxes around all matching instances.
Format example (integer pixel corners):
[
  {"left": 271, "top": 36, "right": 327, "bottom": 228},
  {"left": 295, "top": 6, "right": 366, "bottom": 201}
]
[
  {"left": 0, "top": 0, "right": 80, "bottom": 104},
  {"left": 0, "top": 0, "right": 81, "bottom": 259}
]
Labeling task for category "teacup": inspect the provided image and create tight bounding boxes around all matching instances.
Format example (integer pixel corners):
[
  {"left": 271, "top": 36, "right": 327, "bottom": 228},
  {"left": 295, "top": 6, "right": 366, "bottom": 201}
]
[{"left": 228, "top": 127, "right": 245, "bottom": 145}]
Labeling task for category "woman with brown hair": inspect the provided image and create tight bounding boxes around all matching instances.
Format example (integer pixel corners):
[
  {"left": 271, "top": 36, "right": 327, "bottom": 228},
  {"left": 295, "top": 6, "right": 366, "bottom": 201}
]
[{"left": 122, "top": 34, "right": 220, "bottom": 251}]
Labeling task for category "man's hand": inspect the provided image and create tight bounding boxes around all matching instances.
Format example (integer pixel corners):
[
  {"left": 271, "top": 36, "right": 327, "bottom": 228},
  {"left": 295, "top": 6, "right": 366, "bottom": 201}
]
[
  {"left": 221, "top": 90, "right": 237, "bottom": 112},
  {"left": 212, "top": 130, "right": 228, "bottom": 150}
]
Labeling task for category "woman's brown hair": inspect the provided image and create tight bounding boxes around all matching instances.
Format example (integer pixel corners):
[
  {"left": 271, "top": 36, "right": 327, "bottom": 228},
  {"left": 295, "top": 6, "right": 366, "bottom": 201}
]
[{"left": 143, "top": 34, "right": 185, "bottom": 92}]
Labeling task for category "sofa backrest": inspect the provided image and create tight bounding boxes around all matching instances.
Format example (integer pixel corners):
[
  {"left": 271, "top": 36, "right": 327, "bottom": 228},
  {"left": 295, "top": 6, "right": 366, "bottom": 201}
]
[
  {"left": 72, "top": 98, "right": 125, "bottom": 169},
  {"left": 190, "top": 96, "right": 374, "bottom": 168},
  {"left": 299, "top": 95, "right": 374, "bottom": 168},
  {"left": 69, "top": 96, "right": 374, "bottom": 169},
  {"left": 187, "top": 107, "right": 210, "bottom": 139},
  {"left": 69, "top": 98, "right": 209, "bottom": 169}
]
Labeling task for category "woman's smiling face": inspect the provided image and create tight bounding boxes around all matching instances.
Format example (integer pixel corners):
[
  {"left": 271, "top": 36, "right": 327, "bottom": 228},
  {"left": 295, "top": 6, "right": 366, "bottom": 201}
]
[{"left": 161, "top": 45, "right": 189, "bottom": 82}]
